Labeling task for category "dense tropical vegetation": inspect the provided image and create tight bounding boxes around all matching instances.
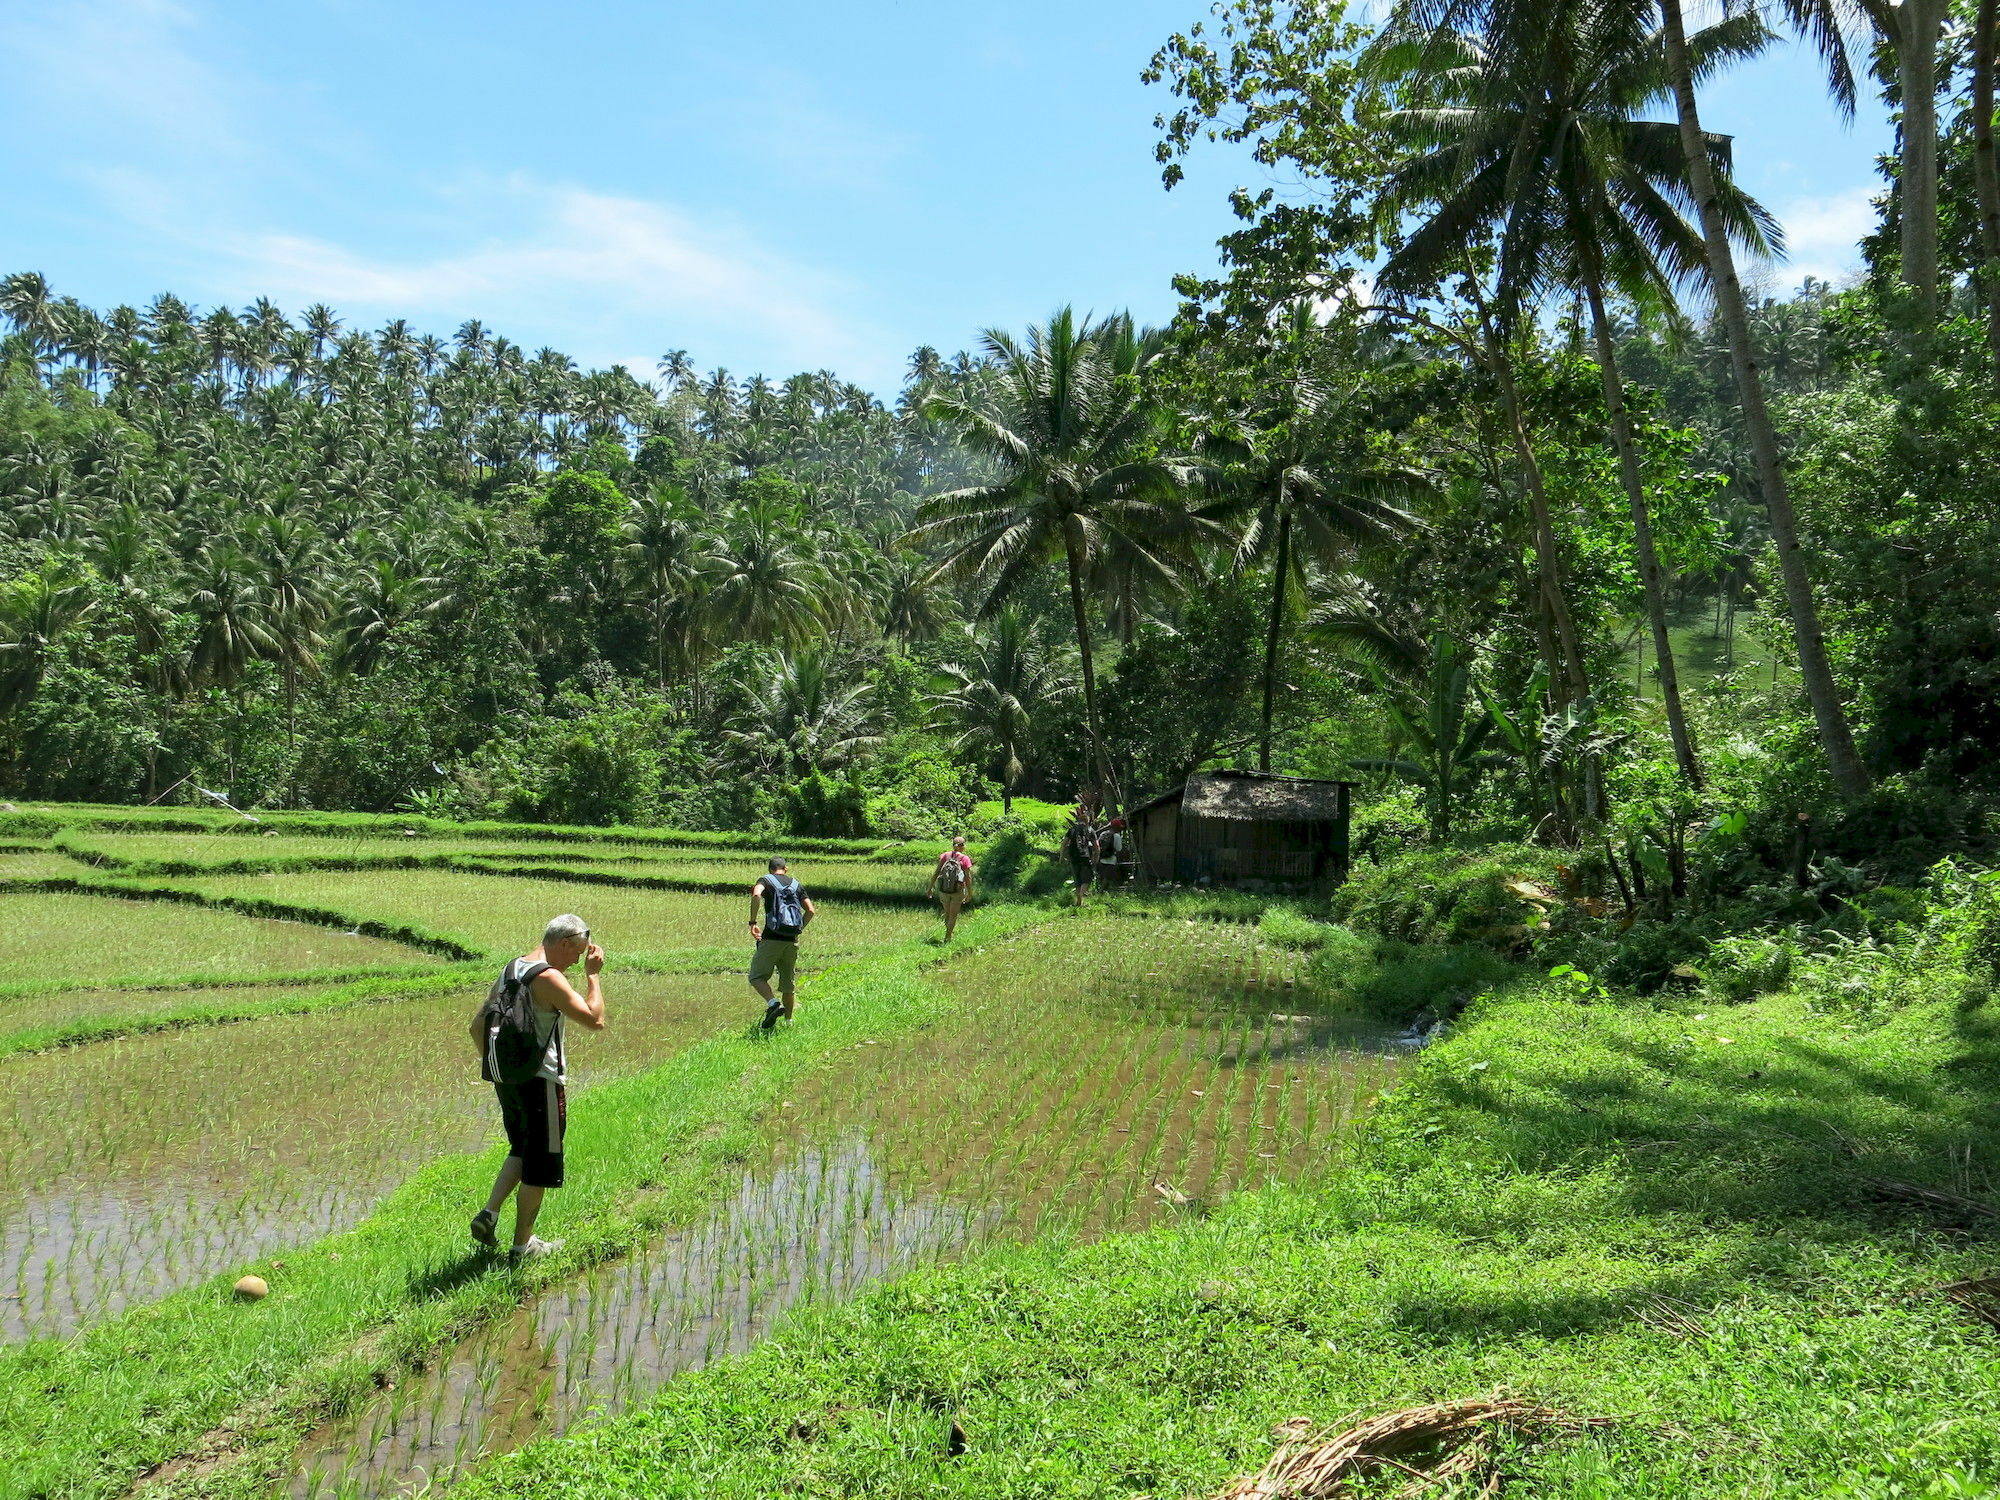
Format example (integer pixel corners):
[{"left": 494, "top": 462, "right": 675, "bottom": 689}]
[{"left": 3, "top": 0, "right": 1997, "bottom": 906}]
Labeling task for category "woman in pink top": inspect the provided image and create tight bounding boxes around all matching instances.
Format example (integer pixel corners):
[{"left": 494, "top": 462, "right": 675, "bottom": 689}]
[{"left": 927, "top": 834, "right": 975, "bottom": 941}]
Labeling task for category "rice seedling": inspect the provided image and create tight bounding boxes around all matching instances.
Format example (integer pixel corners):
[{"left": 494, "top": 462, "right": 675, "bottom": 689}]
[
  {"left": 0, "top": 972, "right": 752, "bottom": 1341},
  {"left": 0, "top": 890, "right": 436, "bottom": 987},
  {"left": 0, "top": 849, "right": 94, "bottom": 879},
  {"left": 289, "top": 914, "right": 1403, "bottom": 1493},
  {"left": 158, "top": 868, "right": 932, "bottom": 967},
  {"left": 291, "top": 1137, "right": 981, "bottom": 1498},
  {"left": 460, "top": 855, "right": 933, "bottom": 902},
  {"left": 60, "top": 832, "right": 803, "bottom": 871}
]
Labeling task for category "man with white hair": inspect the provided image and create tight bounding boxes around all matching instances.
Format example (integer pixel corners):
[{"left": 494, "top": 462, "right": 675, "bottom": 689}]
[{"left": 469, "top": 913, "right": 605, "bottom": 1260}]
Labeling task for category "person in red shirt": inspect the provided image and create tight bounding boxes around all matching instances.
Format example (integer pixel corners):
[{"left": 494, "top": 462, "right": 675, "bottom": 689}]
[{"left": 926, "top": 834, "right": 975, "bottom": 941}]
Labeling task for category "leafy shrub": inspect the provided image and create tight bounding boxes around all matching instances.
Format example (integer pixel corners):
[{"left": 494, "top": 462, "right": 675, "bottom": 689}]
[
  {"left": 1332, "top": 842, "right": 1563, "bottom": 946},
  {"left": 1258, "top": 905, "right": 1340, "bottom": 950},
  {"left": 786, "top": 770, "right": 870, "bottom": 839},
  {"left": 1311, "top": 937, "right": 1517, "bottom": 1025}
]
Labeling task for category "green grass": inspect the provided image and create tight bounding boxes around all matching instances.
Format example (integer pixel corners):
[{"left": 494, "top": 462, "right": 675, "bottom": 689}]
[
  {"left": 0, "top": 849, "right": 93, "bottom": 880},
  {"left": 156, "top": 868, "right": 933, "bottom": 968},
  {"left": 0, "top": 889, "right": 440, "bottom": 987},
  {"left": 442, "top": 939, "right": 2000, "bottom": 1499},
  {"left": 468, "top": 855, "right": 934, "bottom": 902},
  {"left": 0, "top": 803, "right": 886, "bottom": 855},
  {"left": 0, "top": 904, "right": 1049, "bottom": 1499}
]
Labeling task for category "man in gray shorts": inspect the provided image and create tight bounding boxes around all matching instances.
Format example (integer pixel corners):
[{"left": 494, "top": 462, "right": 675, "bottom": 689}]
[{"left": 748, "top": 857, "right": 815, "bottom": 1029}]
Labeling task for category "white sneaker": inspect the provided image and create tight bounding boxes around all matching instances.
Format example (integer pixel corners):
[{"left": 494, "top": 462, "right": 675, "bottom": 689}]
[{"left": 508, "top": 1235, "right": 562, "bottom": 1261}]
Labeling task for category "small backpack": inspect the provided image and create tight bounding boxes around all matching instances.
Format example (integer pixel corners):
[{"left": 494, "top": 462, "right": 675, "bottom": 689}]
[
  {"left": 480, "top": 958, "right": 552, "bottom": 1084},
  {"left": 936, "top": 854, "right": 966, "bottom": 895},
  {"left": 762, "top": 874, "right": 807, "bottom": 940}
]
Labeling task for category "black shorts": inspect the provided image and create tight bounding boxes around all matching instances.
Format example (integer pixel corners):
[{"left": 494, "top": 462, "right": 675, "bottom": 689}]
[{"left": 494, "top": 1077, "right": 566, "bottom": 1188}]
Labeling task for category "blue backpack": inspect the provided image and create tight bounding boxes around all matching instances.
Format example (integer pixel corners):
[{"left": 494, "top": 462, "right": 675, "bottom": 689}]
[{"left": 761, "top": 874, "right": 807, "bottom": 940}]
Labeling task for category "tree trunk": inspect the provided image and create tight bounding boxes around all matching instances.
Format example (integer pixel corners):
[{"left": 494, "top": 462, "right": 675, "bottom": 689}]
[
  {"left": 1258, "top": 512, "right": 1291, "bottom": 774},
  {"left": 1063, "top": 523, "right": 1117, "bottom": 814},
  {"left": 1973, "top": 0, "right": 2000, "bottom": 391},
  {"left": 1891, "top": 0, "right": 1948, "bottom": 321},
  {"left": 1659, "top": 0, "right": 1870, "bottom": 799},
  {"left": 1487, "top": 341, "right": 1604, "bottom": 823},
  {"left": 1583, "top": 275, "right": 1703, "bottom": 788}
]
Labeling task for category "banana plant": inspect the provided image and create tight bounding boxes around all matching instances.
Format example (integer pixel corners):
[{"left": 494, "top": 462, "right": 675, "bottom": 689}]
[{"left": 1352, "top": 634, "right": 1510, "bottom": 842}]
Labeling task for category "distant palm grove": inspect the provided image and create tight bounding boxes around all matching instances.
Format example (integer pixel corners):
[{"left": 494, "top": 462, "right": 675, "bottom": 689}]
[{"left": 2, "top": 0, "right": 1996, "bottom": 877}]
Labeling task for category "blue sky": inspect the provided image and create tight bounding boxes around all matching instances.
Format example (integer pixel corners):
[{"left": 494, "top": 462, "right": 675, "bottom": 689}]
[{"left": 0, "top": 0, "right": 1893, "bottom": 395}]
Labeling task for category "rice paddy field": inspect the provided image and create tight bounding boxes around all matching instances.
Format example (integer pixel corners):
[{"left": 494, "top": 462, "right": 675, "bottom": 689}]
[
  {"left": 0, "top": 972, "right": 754, "bottom": 1342},
  {"left": 157, "top": 869, "right": 930, "bottom": 967},
  {"left": 0, "top": 890, "right": 437, "bottom": 987},
  {"left": 0, "top": 813, "right": 1406, "bottom": 1500},
  {"left": 287, "top": 916, "right": 1401, "bottom": 1496}
]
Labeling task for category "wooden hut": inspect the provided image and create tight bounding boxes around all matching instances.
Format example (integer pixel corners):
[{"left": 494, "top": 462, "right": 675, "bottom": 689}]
[{"left": 1127, "top": 770, "right": 1356, "bottom": 890}]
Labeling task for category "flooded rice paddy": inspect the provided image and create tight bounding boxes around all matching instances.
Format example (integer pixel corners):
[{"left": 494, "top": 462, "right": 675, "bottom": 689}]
[
  {"left": 0, "top": 979, "right": 331, "bottom": 1047},
  {"left": 163, "top": 870, "right": 931, "bottom": 964},
  {"left": 0, "top": 890, "right": 437, "bottom": 987},
  {"left": 291, "top": 915, "right": 1403, "bottom": 1495},
  {"left": 0, "top": 972, "right": 754, "bottom": 1341}
]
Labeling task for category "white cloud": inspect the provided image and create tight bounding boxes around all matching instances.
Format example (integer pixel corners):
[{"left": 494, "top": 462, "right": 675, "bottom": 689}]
[
  {"left": 208, "top": 179, "right": 890, "bottom": 382},
  {"left": 1763, "top": 184, "right": 1879, "bottom": 294}
]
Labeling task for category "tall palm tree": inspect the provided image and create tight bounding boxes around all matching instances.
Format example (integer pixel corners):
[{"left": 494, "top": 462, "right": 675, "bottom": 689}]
[
  {"left": 1375, "top": 7, "right": 1775, "bottom": 789},
  {"left": 1204, "top": 340, "right": 1429, "bottom": 772},
  {"left": 1399, "top": 0, "right": 1871, "bottom": 799},
  {"left": 697, "top": 501, "right": 829, "bottom": 651},
  {"left": 621, "top": 488, "right": 704, "bottom": 686},
  {"left": 0, "top": 561, "right": 95, "bottom": 716},
  {"left": 931, "top": 611, "right": 1075, "bottom": 811},
  {"left": 911, "top": 308, "right": 1213, "bottom": 804},
  {"left": 242, "top": 512, "right": 330, "bottom": 756}
]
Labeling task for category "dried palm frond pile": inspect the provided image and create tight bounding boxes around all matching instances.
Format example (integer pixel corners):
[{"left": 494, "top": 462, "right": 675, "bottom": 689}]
[
  {"left": 1212, "top": 1397, "right": 1608, "bottom": 1499},
  {"left": 1935, "top": 1274, "right": 2000, "bottom": 1332}
]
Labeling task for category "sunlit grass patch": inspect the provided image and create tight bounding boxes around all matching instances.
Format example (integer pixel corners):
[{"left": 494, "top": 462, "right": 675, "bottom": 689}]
[
  {"left": 161, "top": 868, "right": 931, "bottom": 965},
  {"left": 0, "top": 849, "right": 94, "bottom": 879},
  {"left": 0, "top": 890, "right": 438, "bottom": 987},
  {"left": 0, "top": 970, "right": 754, "bottom": 1341}
]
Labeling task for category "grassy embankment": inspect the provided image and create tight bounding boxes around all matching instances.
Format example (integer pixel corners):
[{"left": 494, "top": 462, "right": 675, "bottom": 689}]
[
  {"left": 0, "top": 903, "right": 1047, "bottom": 1500},
  {"left": 452, "top": 913, "right": 2000, "bottom": 1499}
]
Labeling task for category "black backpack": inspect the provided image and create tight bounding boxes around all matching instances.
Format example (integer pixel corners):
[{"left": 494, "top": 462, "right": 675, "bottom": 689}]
[
  {"left": 480, "top": 958, "right": 553, "bottom": 1084},
  {"left": 936, "top": 854, "right": 966, "bottom": 895},
  {"left": 761, "top": 874, "right": 807, "bottom": 940}
]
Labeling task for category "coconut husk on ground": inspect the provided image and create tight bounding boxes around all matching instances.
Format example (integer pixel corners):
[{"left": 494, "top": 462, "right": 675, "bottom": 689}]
[{"left": 1213, "top": 1398, "right": 1608, "bottom": 1499}]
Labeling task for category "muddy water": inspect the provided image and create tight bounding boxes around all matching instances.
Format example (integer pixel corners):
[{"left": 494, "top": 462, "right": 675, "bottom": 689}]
[
  {"left": 289, "top": 918, "right": 1404, "bottom": 1496},
  {"left": 1, "top": 973, "right": 748, "bottom": 1341}
]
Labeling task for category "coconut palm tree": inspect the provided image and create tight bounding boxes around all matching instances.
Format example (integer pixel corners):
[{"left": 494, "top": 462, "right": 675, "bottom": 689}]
[
  {"left": 1374, "top": 6, "right": 1776, "bottom": 789},
  {"left": 723, "top": 646, "right": 881, "bottom": 778},
  {"left": 1203, "top": 331, "right": 1429, "bottom": 771},
  {"left": 0, "top": 560, "right": 95, "bottom": 716},
  {"left": 1396, "top": 0, "right": 1871, "bottom": 799},
  {"left": 910, "top": 308, "right": 1214, "bottom": 804},
  {"left": 621, "top": 487, "right": 704, "bottom": 686},
  {"left": 931, "top": 610, "right": 1075, "bottom": 811},
  {"left": 697, "top": 501, "right": 830, "bottom": 651}
]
